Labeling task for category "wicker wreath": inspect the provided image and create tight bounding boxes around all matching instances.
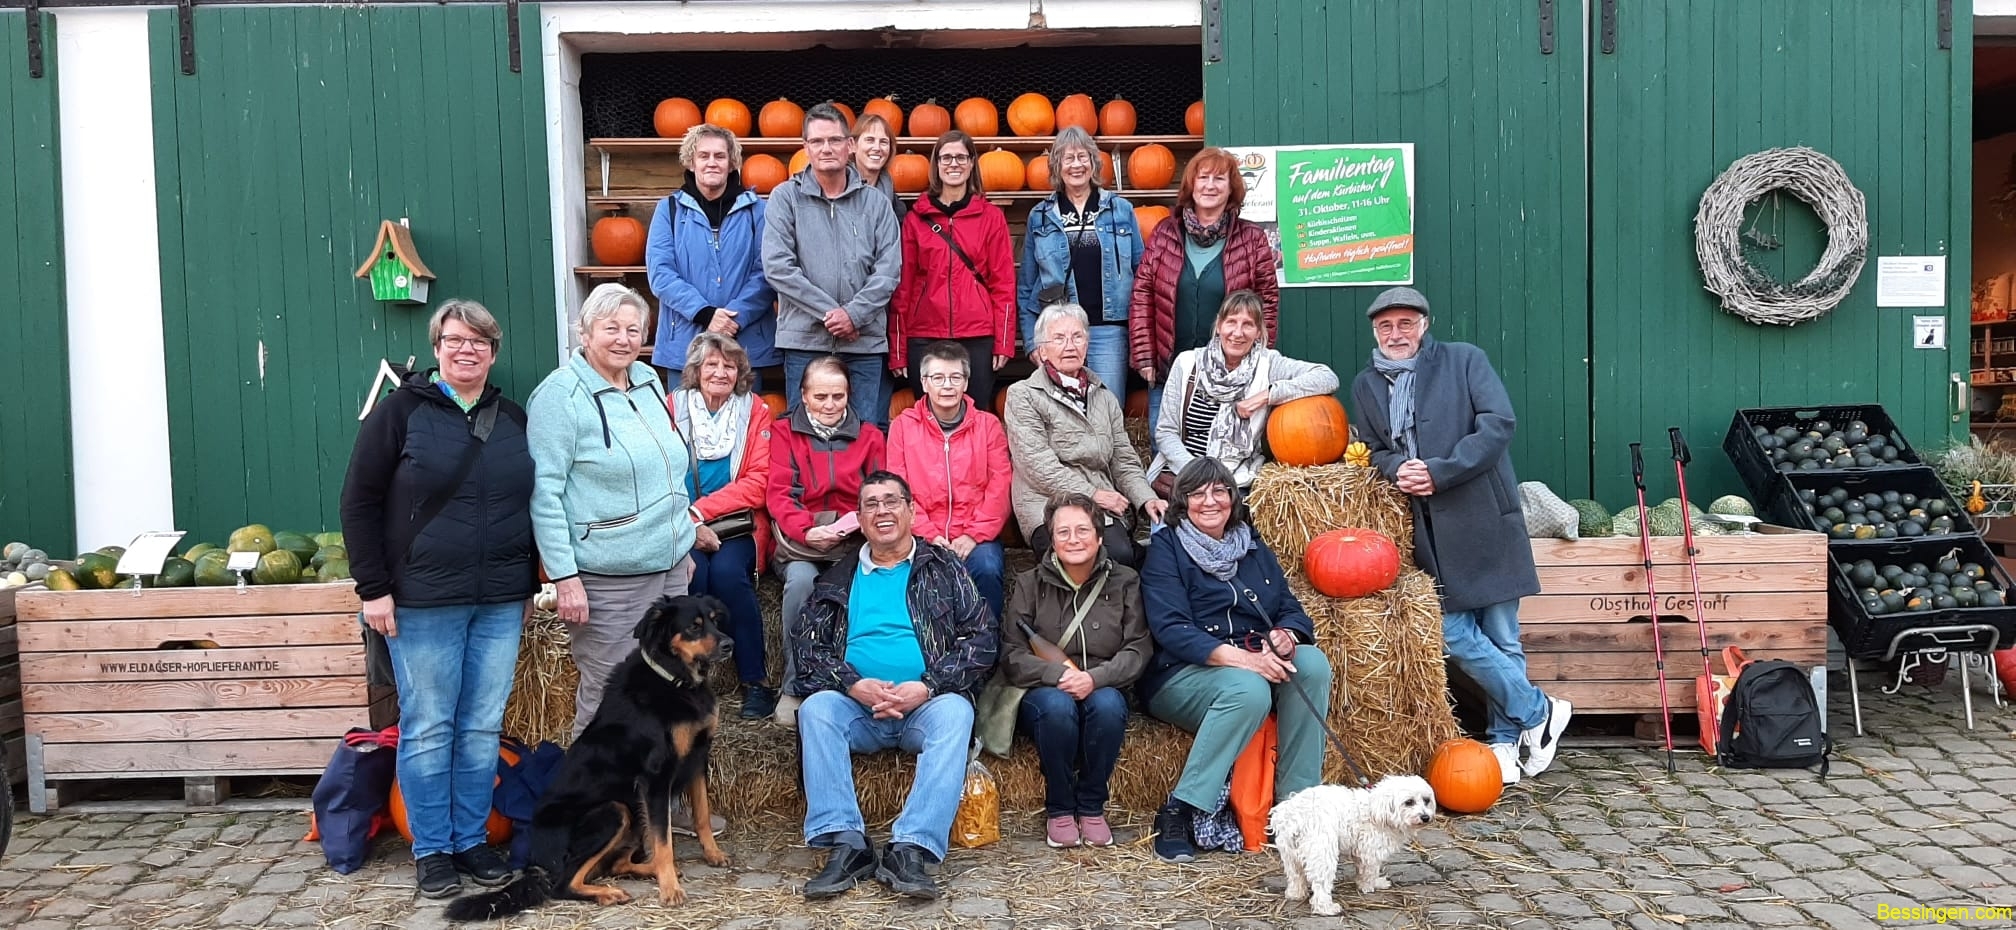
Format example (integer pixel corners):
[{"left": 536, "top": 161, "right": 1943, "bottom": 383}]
[{"left": 1693, "top": 146, "right": 1868, "bottom": 326}]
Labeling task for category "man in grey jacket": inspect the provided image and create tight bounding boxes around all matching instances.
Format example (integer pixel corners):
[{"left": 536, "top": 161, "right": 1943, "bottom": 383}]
[
  {"left": 762, "top": 102, "right": 904, "bottom": 426},
  {"left": 1349, "top": 286, "right": 1571, "bottom": 788}
]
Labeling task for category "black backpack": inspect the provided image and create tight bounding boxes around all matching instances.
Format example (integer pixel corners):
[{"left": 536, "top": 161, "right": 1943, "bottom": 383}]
[{"left": 1717, "top": 659, "right": 1830, "bottom": 775}]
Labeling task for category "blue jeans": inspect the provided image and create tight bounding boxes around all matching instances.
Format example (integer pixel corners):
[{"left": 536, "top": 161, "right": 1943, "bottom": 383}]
[
  {"left": 1444, "top": 598, "right": 1548, "bottom": 745},
  {"left": 383, "top": 600, "right": 523, "bottom": 859},
  {"left": 1017, "top": 685, "right": 1129, "bottom": 817},
  {"left": 799, "top": 689, "right": 974, "bottom": 861},
  {"left": 783, "top": 350, "right": 888, "bottom": 429},
  {"left": 963, "top": 541, "right": 1005, "bottom": 622},
  {"left": 689, "top": 536, "right": 764, "bottom": 683},
  {"left": 1085, "top": 325, "right": 1128, "bottom": 397},
  {"left": 1147, "top": 384, "right": 1164, "bottom": 435}
]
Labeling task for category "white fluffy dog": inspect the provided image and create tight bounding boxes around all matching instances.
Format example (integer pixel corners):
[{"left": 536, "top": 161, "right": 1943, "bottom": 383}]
[{"left": 1268, "top": 775, "right": 1437, "bottom": 916}]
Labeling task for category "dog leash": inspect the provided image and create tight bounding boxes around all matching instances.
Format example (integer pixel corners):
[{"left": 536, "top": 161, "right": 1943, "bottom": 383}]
[{"left": 1242, "top": 632, "right": 1371, "bottom": 787}]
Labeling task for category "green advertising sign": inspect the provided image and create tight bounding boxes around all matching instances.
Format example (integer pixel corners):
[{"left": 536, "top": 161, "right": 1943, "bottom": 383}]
[{"left": 1237, "top": 144, "right": 1416, "bottom": 287}]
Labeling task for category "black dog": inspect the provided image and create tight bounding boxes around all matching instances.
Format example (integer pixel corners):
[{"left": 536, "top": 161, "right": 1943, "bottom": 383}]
[{"left": 446, "top": 595, "right": 733, "bottom": 920}]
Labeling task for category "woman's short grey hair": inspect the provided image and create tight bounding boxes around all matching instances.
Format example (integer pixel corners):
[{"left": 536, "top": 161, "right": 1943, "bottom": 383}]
[
  {"left": 1032, "top": 302, "right": 1090, "bottom": 351},
  {"left": 680, "top": 123, "right": 744, "bottom": 172},
  {"left": 578, "top": 283, "right": 650, "bottom": 336},
  {"left": 1163, "top": 457, "right": 1246, "bottom": 530},
  {"left": 1214, "top": 290, "right": 1269, "bottom": 349},
  {"left": 1048, "top": 127, "right": 1101, "bottom": 192},
  {"left": 428, "top": 299, "right": 502, "bottom": 349},
  {"left": 679, "top": 332, "right": 755, "bottom": 394}
]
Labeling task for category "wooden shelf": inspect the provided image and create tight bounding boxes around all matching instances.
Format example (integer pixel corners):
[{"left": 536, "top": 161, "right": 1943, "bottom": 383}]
[
  {"left": 574, "top": 265, "right": 645, "bottom": 278},
  {"left": 587, "top": 188, "right": 1178, "bottom": 211},
  {"left": 588, "top": 134, "right": 1204, "bottom": 155}
]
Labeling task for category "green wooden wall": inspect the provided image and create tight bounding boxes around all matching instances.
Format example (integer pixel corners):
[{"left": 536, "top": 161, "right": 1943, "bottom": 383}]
[
  {"left": 1209, "top": 0, "right": 1968, "bottom": 507},
  {"left": 0, "top": 12, "right": 76, "bottom": 553},
  {"left": 149, "top": 3, "right": 555, "bottom": 545}
]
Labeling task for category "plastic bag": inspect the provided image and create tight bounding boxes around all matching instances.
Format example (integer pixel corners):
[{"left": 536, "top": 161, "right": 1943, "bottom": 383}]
[
  {"left": 1519, "top": 481, "right": 1580, "bottom": 540},
  {"left": 950, "top": 741, "right": 1000, "bottom": 849}
]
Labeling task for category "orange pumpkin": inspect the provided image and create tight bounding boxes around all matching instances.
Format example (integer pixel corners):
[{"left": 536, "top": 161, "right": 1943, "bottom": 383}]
[
  {"left": 760, "top": 392, "right": 789, "bottom": 419},
  {"left": 1099, "top": 96, "right": 1138, "bottom": 136},
  {"left": 741, "top": 154, "right": 788, "bottom": 194},
  {"left": 1127, "top": 143, "right": 1178, "bottom": 190},
  {"left": 757, "top": 97, "right": 803, "bottom": 138},
  {"left": 993, "top": 388, "right": 1011, "bottom": 418},
  {"left": 862, "top": 96, "right": 904, "bottom": 136},
  {"left": 977, "top": 149, "right": 1025, "bottom": 192},
  {"left": 910, "top": 98, "right": 952, "bottom": 138},
  {"left": 828, "top": 101, "right": 856, "bottom": 129},
  {"left": 1135, "top": 205, "right": 1172, "bottom": 241},
  {"left": 1007, "top": 93, "right": 1055, "bottom": 137},
  {"left": 889, "top": 153, "right": 931, "bottom": 193},
  {"left": 1266, "top": 395, "right": 1349, "bottom": 466},
  {"left": 1098, "top": 150, "right": 1116, "bottom": 187},
  {"left": 1425, "top": 739, "right": 1502, "bottom": 814},
  {"left": 955, "top": 97, "right": 1000, "bottom": 137},
  {"left": 1185, "top": 100, "right": 1206, "bottom": 136},
  {"left": 1055, "top": 93, "right": 1098, "bottom": 133},
  {"left": 889, "top": 386, "right": 917, "bottom": 420},
  {"left": 1125, "top": 389, "right": 1151, "bottom": 419},
  {"left": 653, "top": 97, "right": 702, "bottom": 139},
  {"left": 590, "top": 215, "right": 647, "bottom": 266},
  {"left": 1025, "top": 154, "right": 1051, "bottom": 191},
  {"left": 389, "top": 742, "right": 522, "bottom": 844},
  {"left": 705, "top": 98, "right": 752, "bottom": 136},
  {"left": 788, "top": 150, "right": 809, "bottom": 175},
  {"left": 1304, "top": 528, "right": 1401, "bottom": 598}
]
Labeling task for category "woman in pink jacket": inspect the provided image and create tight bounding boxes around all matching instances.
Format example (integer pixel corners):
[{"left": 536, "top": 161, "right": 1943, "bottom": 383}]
[
  {"left": 885, "top": 340, "right": 1014, "bottom": 619},
  {"left": 890, "top": 130, "right": 1017, "bottom": 411}
]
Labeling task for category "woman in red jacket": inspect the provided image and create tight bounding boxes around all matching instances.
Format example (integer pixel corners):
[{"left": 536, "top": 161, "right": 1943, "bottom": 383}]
[
  {"left": 891, "top": 130, "right": 1017, "bottom": 410},
  {"left": 886, "top": 341, "right": 1014, "bottom": 620},
  {"left": 668, "top": 332, "right": 776, "bottom": 718},
  {"left": 1128, "top": 147, "right": 1279, "bottom": 432},
  {"left": 764, "top": 354, "right": 886, "bottom": 727}
]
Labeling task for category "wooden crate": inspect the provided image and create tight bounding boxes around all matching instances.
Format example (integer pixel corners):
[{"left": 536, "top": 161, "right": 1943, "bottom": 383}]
[
  {"left": 1520, "top": 524, "right": 1828, "bottom": 714},
  {"left": 15, "top": 582, "right": 396, "bottom": 811},
  {"left": 0, "top": 585, "right": 26, "bottom": 785}
]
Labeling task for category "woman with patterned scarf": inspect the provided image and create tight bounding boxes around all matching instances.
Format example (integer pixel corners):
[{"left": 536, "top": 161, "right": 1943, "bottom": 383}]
[
  {"left": 1147, "top": 289, "right": 1339, "bottom": 496},
  {"left": 1127, "top": 147, "right": 1280, "bottom": 433}
]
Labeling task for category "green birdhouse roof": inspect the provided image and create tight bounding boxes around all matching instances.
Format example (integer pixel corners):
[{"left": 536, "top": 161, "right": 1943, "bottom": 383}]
[{"left": 354, "top": 220, "right": 436, "bottom": 280}]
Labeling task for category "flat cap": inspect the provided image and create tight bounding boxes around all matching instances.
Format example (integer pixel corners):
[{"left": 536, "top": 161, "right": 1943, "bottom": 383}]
[{"left": 1365, "top": 286, "right": 1430, "bottom": 318}]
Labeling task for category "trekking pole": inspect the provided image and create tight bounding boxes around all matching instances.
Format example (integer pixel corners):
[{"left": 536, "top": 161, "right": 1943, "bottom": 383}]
[
  {"left": 1630, "top": 442, "right": 1677, "bottom": 774},
  {"left": 1668, "top": 427, "right": 1721, "bottom": 756}
]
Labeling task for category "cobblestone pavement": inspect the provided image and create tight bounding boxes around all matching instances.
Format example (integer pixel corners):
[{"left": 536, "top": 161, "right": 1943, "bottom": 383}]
[{"left": 1, "top": 667, "right": 2013, "bottom": 929}]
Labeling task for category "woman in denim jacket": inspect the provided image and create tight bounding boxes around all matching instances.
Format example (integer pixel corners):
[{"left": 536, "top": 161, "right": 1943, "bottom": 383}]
[{"left": 1018, "top": 126, "right": 1144, "bottom": 393}]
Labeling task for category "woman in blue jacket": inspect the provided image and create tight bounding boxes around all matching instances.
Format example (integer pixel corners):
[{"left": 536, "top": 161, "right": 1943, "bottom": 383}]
[
  {"left": 647, "top": 124, "right": 777, "bottom": 381},
  {"left": 1138, "top": 457, "right": 1333, "bottom": 864},
  {"left": 1018, "top": 126, "right": 1143, "bottom": 393}
]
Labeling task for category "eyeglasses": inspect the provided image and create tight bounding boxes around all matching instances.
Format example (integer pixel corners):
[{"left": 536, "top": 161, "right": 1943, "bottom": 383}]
[
  {"left": 1373, "top": 316, "right": 1425, "bottom": 335},
  {"left": 1185, "top": 485, "right": 1232, "bottom": 503},
  {"left": 439, "top": 336, "right": 494, "bottom": 353},
  {"left": 936, "top": 154, "right": 972, "bottom": 165},
  {"left": 1058, "top": 152, "right": 1094, "bottom": 166},
  {"left": 860, "top": 495, "right": 911, "bottom": 514},
  {"left": 805, "top": 136, "right": 850, "bottom": 150},
  {"left": 923, "top": 372, "right": 968, "bottom": 386},
  {"left": 1047, "top": 332, "right": 1089, "bottom": 348}
]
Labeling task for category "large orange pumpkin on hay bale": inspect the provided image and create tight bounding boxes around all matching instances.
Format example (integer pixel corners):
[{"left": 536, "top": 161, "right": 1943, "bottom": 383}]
[
  {"left": 862, "top": 95, "right": 904, "bottom": 135},
  {"left": 1186, "top": 100, "right": 1206, "bottom": 136},
  {"left": 1425, "top": 739, "right": 1501, "bottom": 813},
  {"left": 1266, "top": 395, "right": 1350, "bottom": 466},
  {"left": 757, "top": 97, "right": 803, "bottom": 138},
  {"left": 1025, "top": 154, "right": 1051, "bottom": 191},
  {"left": 705, "top": 98, "right": 752, "bottom": 136},
  {"left": 1127, "top": 143, "right": 1178, "bottom": 190},
  {"left": 590, "top": 215, "right": 647, "bottom": 266},
  {"left": 741, "top": 154, "right": 787, "bottom": 194},
  {"left": 1007, "top": 93, "right": 1056, "bottom": 137},
  {"left": 977, "top": 149, "right": 1025, "bottom": 192},
  {"left": 910, "top": 98, "right": 952, "bottom": 138},
  {"left": 653, "top": 97, "right": 702, "bottom": 139},
  {"left": 889, "top": 153, "right": 931, "bottom": 193},
  {"left": 1099, "top": 96, "right": 1138, "bottom": 136},
  {"left": 1135, "top": 205, "right": 1172, "bottom": 241},
  {"left": 1304, "top": 528, "right": 1400, "bottom": 598},
  {"left": 955, "top": 97, "right": 1000, "bottom": 137},
  {"left": 1055, "top": 93, "right": 1098, "bottom": 133},
  {"left": 389, "top": 742, "right": 522, "bottom": 844}
]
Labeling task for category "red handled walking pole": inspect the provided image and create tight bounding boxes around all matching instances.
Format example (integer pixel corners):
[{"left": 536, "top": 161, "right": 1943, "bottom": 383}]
[{"left": 1630, "top": 442, "right": 1677, "bottom": 774}]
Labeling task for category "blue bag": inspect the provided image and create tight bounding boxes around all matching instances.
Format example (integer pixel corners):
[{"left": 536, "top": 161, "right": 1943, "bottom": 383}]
[
  {"left": 308, "top": 726, "right": 400, "bottom": 873},
  {"left": 492, "top": 739, "right": 567, "bottom": 869}
]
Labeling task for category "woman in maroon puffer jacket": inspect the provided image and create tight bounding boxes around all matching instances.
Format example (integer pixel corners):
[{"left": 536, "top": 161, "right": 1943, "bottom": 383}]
[{"left": 1127, "top": 147, "right": 1279, "bottom": 431}]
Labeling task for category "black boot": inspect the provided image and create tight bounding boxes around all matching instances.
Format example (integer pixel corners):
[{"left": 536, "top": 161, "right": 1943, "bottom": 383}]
[
  {"left": 874, "top": 842, "right": 940, "bottom": 900},
  {"left": 1152, "top": 797, "right": 1197, "bottom": 863},
  {"left": 741, "top": 683, "right": 779, "bottom": 719},
  {"left": 803, "top": 842, "right": 877, "bottom": 899}
]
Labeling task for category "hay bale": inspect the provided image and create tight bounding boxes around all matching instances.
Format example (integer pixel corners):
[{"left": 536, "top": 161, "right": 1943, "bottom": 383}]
[
  {"left": 502, "top": 613, "right": 579, "bottom": 748},
  {"left": 1246, "top": 461, "right": 1416, "bottom": 565}
]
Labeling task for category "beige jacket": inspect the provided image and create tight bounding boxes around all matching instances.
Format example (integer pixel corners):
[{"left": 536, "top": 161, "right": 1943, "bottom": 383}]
[{"left": 1001, "top": 366, "right": 1158, "bottom": 538}]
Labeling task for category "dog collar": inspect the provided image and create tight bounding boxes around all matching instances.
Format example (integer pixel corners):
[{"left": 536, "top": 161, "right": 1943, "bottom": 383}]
[{"left": 641, "top": 649, "right": 689, "bottom": 686}]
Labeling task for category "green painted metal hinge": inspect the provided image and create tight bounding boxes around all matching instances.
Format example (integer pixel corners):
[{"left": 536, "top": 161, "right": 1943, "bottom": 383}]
[
  {"left": 1202, "top": 0, "right": 1221, "bottom": 64},
  {"left": 1538, "top": 0, "right": 1554, "bottom": 55},
  {"left": 507, "top": 0, "right": 520, "bottom": 72},
  {"left": 23, "top": 0, "right": 42, "bottom": 77},
  {"left": 1939, "top": 0, "right": 1953, "bottom": 50}
]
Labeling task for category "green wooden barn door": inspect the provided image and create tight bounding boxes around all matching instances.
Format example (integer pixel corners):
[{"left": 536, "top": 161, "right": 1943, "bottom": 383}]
[
  {"left": 1588, "top": 0, "right": 1971, "bottom": 505},
  {"left": 1204, "top": 0, "right": 1592, "bottom": 495}
]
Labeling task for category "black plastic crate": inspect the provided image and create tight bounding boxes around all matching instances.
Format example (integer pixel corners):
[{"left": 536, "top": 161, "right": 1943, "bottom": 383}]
[
  {"left": 1824, "top": 536, "right": 2016, "bottom": 658},
  {"left": 1764, "top": 466, "right": 1977, "bottom": 544},
  {"left": 1723, "top": 404, "right": 1923, "bottom": 501}
]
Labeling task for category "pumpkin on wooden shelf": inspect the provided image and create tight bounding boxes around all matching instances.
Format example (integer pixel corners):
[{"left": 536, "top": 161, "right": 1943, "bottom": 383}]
[
  {"left": 788, "top": 150, "right": 809, "bottom": 175},
  {"left": 862, "top": 95, "right": 904, "bottom": 135},
  {"left": 1127, "top": 143, "right": 1178, "bottom": 190},
  {"left": 910, "top": 98, "right": 952, "bottom": 138},
  {"left": 888, "top": 386, "right": 917, "bottom": 420},
  {"left": 888, "top": 153, "right": 931, "bottom": 193},
  {"left": 977, "top": 149, "right": 1025, "bottom": 192},
  {"left": 1025, "top": 154, "right": 1051, "bottom": 191},
  {"left": 1135, "top": 205, "right": 1172, "bottom": 241},
  {"left": 591, "top": 215, "right": 647, "bottom": 266},
  {"left": 653, "top": 97, "right": 702, "bottom": 139},
  {"left": 993, "top": 389, "right": 1011, "bottom": 419},
  {"left": 827, "top": 100, "right": 856, "bottom": 129},
  {"left": 1098, "top": 150, "right": 1116, "bottom": 187},
  {"left": 955, "top": 97, "right": 1000, "bottom": 137},
  {"left": 1265, "top": 395, "right": 1349, "bottom": 466},
  {"left": 742, "top": 154, "right": 788, "bottom": 194},
  {"left": 757, "top": 98, "right": 803, "bottom": 138},
  {"left": 760, "top": 392, "right": 789, "bottom": 419},
  {"left": 1425, "top": 739, "right": 1501, "bottom": 814},
  {"left": 1007, "top": 93, "right": 1055, "bottom": 137},
  {"left": 1099, "top": 96, "right": 1138, "bottom": 136},
  {"left": 1185, "top": 100, "right": 1206, "bottom": 136},
  {"left": 705, "top": 98, "right": 752, "bottom": 136},
  {"left": 1055, "top": 93, "right": 1098, "bottom": 133},
  {"left": 1304, "top": 528, "right": 1400, "bottom": 599}
]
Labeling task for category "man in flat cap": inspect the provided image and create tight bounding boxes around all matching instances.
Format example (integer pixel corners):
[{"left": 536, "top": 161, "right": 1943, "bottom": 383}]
[{"left": 1350, "top": 286, "right": 1571, "bottom": 786}]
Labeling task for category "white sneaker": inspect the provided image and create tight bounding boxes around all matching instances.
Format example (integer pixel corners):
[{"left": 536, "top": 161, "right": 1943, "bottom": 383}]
[
  {"left": 1519, "top": 695, "right": 1573, "bottom": 777},
  {"left": 772, "top": 693, "right": 803, "bottom": 729},
  {"left": 1490, "top": 743, "right": 1521, "bottom": 786}
]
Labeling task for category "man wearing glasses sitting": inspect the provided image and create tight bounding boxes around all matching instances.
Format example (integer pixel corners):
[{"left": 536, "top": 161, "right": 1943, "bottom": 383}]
[
  {"left": 790, "top": 471, "right": 998, "bottom": 902},
  {"left": 885, "top": 341, "right": 1015, "bottom": 621}
]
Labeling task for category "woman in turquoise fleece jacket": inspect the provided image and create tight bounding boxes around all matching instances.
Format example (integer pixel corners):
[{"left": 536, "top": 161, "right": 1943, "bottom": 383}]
[{"left": 528, "top": 283, "right": 698, "bottom": 739}]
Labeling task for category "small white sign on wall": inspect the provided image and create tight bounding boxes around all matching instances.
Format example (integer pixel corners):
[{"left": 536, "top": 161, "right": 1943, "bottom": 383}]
[
  {"left": 1877, "top": 256, "right": 1947, "bottom": 307},
  {"left": 1912, "top": 316, "right": 1946, "bottom": 350}
]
